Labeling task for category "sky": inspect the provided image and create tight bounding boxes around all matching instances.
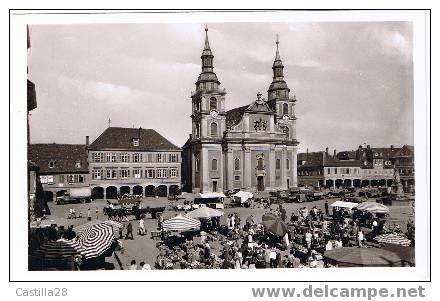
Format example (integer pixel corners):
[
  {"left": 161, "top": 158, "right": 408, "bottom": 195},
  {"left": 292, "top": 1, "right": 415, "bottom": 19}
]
[{"left": 27, "top": 22, "right": 413, "bottom": 153}]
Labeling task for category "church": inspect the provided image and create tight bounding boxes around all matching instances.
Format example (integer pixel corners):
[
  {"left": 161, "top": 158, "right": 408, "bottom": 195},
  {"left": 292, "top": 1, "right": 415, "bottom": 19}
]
[{"left": 182, "top": 27, "right": 299, "bottom": 193}]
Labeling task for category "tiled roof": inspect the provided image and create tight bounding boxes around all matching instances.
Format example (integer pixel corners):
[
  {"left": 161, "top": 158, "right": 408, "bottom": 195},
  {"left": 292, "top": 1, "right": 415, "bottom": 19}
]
[
  {"left": 89, "top": 127, "right": 180, "bottom": 151},
  {"left": 225, "top": 105, "right": 248, "bottom": 128},
  {"left": 298, "top": 151, "right": 362, "bottom": 169},
  {"left": 28, "top": 144, "right": 89, "bottom": 174}
]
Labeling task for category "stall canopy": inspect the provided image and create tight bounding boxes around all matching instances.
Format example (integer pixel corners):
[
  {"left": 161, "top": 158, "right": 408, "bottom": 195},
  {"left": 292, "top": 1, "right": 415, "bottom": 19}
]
[
  {"left": 324, "top": 247, "right": 402, "bottom": 267},
  {"left": 163, "top": 215, "right": 201, "bottom": 231},
  {"left": 355, "top": 202, "right": 390, "bottom": 214},
  {"left": 233, "top": 191, "right": 253, "bottom": 203},
  {"left": 331, "top": 201, "right": 358, "bottom": 210},
  {"left": 195, "top": 192, "right": 226, "bottom": 199},
  {"left": 186, "top": 207, "right": 224, "bottom": 219}
]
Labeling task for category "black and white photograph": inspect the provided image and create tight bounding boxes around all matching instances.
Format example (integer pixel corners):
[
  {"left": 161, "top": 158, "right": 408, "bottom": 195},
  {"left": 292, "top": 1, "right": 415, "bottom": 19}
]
[{"left": 9, "top": 9, "right": 430, "bottom": 285}]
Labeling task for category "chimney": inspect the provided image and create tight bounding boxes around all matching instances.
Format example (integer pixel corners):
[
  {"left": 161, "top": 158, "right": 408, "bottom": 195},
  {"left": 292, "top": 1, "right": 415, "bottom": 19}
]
[
  {"left": 390, "top": 145, "right": 394, "bottom": 150},
  {"left": 325, "top": 147, "right": 329, "bottom": 155},
  {"left": 306, "top": 148, "right": 309, "bottom": 161},
  {"left": 138, "top": 127, "right": 142, "bottom": 138},
  {"left": 86, "top": 136, "right": 89, "bottom": 147},
  {"left": 333, "top": 149, "right": 337, "bottom": 157}
]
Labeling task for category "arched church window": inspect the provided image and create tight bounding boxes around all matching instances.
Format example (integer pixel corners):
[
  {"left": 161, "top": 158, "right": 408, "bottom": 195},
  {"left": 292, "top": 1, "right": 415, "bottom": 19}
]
[
  {"left": 210, "top": 97, "right": 217, "bottom": 111},
  {"left": 211, "top": 159, "right": 218, "bottom": 171},
  {"left": 211, "top": 122, "right": 218, "bottom": 137},
  {"left": 276, "top": 159, "right": 281, "bottom": 170},
  {"left": 282, "top": 103, "right": 289, "bottom": 115},
  {"left": 234, "top": 158, "right": 240, "bottom": 170}
]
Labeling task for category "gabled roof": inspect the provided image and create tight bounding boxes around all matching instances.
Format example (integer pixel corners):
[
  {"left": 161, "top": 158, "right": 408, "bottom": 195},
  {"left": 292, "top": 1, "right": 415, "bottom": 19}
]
[
  {"left": 28, "top": 144, "right": 89, "bottom": 174},
  {"left": 90, "top": 127, "right": 180, "bottom": 151},
  {"left": 246, "top": 100, "right": 273, "bottom": 113}
]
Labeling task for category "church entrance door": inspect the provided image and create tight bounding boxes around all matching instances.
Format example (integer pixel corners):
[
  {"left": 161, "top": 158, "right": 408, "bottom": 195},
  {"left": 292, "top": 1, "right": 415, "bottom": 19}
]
[
  {"left": 257, "top": 176, "right": 264, "bottom": 191},
  {"left": 212, "top": 180, "right": 218, "bottom": 192}
]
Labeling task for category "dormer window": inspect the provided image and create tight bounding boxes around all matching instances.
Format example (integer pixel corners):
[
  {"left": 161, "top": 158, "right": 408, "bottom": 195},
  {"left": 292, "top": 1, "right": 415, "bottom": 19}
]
[
  {"left": 74, "top": 160, "right": 81, "bottom": 168},
  {"left": 132, "top": 138, "right": 139, "bottom": 147},
  {"left": 48, "top": 160, "right": 55, "bottom": 168}
]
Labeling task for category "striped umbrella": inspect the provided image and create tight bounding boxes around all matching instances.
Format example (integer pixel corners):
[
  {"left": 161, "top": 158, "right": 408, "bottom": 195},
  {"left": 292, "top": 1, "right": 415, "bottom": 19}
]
[
  {"left": 374, "top": 233, "right": 411, "bottom": 246},
  {"left": 35, "top": 239, "right": 83, "bottom": 261},
  {"left": 163, "top": 215, "right": 201, "bottom": 231},
  {"left": 74, "top": 220, "right": 122, "bottom": 235},
  {"left": 77, "top": 223, "right": 116, "bottom": 259},
  {"left": 262, "top": 213, "right": 288, "bottom": 237}
]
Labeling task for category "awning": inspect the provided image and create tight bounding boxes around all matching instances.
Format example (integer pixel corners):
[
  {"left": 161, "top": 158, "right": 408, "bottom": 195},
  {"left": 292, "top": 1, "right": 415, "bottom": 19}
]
[
  {"left": 195, "top": 192, "right": 226, "bottom": 199},
  {"left": 233, "top": 191, "right": 253, "bottom": 203},
  {"left": 331, "top": 200, "right": 358, "bottom": 210},
  {"left": 186, "top": 207, "right": 224, "bottom": 219}
]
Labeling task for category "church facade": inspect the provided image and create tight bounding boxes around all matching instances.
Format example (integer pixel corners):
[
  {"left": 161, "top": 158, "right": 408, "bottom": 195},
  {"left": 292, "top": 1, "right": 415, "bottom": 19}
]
[{"left": 182, "top": 27, "right": 299, "bottom": 193}]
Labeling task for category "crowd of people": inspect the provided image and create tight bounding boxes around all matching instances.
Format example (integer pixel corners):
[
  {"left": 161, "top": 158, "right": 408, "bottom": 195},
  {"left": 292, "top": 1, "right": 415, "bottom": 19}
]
[{"left": 145, "top": 200, "right": 415, "bottom": 270}]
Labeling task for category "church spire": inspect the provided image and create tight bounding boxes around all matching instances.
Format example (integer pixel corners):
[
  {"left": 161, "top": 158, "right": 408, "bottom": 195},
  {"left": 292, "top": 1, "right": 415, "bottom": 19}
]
[
  {"left": 274, "top": 34, "right": 281, "bottom": 61},
  {"left": 195, "top": 25, "right": 220, "bottom": 92},
  {"left": 267, "top": 35, "right": 290, "bottom": 102},
  {"left": 203, "top": 25, "right": 211, "bottom": 53}
]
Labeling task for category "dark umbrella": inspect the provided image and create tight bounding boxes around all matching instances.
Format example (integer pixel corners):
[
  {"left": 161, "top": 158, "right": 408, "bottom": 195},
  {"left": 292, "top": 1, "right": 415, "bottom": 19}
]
[
  {"left": 381, "top": 244, "right": 415, "bottom": 266},
  {"left": 33, "top": 239, "right": 83, "bottom": 270},
  {"left": 324, "top": 247, "right": 402, "bottom": 267},
  {"left": 262, "top": 213, "right": 288, "bottom": 237}
]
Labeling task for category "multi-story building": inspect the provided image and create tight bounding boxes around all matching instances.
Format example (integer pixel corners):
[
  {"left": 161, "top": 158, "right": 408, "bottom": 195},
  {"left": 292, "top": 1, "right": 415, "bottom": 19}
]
[
  {"left": 182, "top": 27, "right": 298, "bottom": 193},
  {"left": 297, "top": 149, "right": 362, "bottom": 188},
  {"left": 28, "top": 143, "right": 89, "bottom": 202},
  {"left": 88, "top": 127, "right": 181, "bottom": 199},
  {"left": 298, "top": 144, "right": 414, "bottom": 191}
]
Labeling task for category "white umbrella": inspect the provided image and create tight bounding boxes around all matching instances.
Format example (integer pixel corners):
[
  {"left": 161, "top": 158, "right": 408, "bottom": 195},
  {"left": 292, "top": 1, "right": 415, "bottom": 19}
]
[
  {"left": 186, "top": 207, "right": 224, "bottom": 219},
  {"left": 355, "top": 202, "right": 390, "bottom": 214}
]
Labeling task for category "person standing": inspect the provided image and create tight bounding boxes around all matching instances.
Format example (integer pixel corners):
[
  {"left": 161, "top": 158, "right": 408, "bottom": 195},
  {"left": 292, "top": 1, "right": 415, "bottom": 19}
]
[
  {"left": 357, "top": 230, "right": 364, "bottom": 247},
  {"left": 138, "top": 218, "right": 146, "bottom": 236},
  {"left": 324, "top": 200, "right": 329, "bottom": 216},
  {"left": 305, "top": 230, "right": 312, "bottom": 250},
  {"left": 125, "top": 221, "right": 134, "bottom": 240},
  {"left": 87, "top": 208, "right": 91, "bottom": 221},
  {"left": 95, "top": 207, "right": 99, "bottom": 220}
]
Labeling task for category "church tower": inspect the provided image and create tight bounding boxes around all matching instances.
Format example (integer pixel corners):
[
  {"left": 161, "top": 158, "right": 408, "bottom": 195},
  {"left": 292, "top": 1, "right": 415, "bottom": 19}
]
[
  {"left": 267, "top": 37, "right": 297, "bottom": 142},
  {"left": 190, "top": 26, "right": 226, "bottom": 142},
  {"left": 188, "top": 26, "right": 226, "bottom": 193}
]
